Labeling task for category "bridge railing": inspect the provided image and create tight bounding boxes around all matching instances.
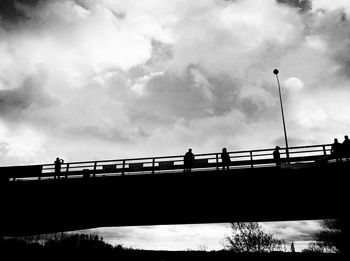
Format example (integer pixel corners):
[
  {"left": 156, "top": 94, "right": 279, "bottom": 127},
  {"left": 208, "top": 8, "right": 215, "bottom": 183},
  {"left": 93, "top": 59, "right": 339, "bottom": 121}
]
[{"left": 0, "top": 144, "right": 333, "bottom": 182}]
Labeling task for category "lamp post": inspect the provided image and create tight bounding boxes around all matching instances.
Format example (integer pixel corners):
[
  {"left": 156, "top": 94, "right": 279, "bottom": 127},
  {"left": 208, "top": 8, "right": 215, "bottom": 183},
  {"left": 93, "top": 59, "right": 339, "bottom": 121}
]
[{"left": 273, "top": 69, "right": 290, "bottom": 163}]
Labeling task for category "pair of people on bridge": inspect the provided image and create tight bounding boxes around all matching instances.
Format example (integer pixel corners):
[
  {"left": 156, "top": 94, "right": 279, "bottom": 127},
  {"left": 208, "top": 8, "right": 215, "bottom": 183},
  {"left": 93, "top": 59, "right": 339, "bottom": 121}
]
[
  {"left": 331, "top": 136, "right": 350, "bottom": 162},
  {"left": 183, "top": 148, "right": 231, "bottom": 172}
]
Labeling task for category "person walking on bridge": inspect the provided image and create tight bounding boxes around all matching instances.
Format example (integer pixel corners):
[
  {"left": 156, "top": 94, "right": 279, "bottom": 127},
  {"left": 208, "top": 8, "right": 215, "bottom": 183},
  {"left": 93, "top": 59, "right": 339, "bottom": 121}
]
[
  {"left": 221, "top": 148, "right": 231, "bottom": 170},
  {"left": 184, "top": 149, "right": 195, "bottom": 173},
  {"left": 273, "top": 146, "right": 281, "bottom": 167},
  {"left": 331, "top": 138, "right": 342, "bottom": 163},
  {"left": 54, "top": 157, "right": 64, "bottom": 179},
  {"left": 342, "top": 135, "right": 350, "bottom": 162}
]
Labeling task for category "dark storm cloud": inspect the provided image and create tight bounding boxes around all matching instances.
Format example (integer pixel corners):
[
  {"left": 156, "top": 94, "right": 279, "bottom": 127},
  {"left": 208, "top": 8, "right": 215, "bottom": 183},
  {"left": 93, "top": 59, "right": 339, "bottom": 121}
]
[
  {"left": 0, "top": 0, "right": 40, "bottom": 24},
  {"left": 263, "top": 221, "right": 322, "bottom": 242},
  {"left": 0, "top": 74, "right": 54, "bottom": 117},
  {"left": 130, "top": 72, "right": 213, "bottom": 121},
  {"left": 136, "top": 68, "right": 278, "bottom": 125},
  {"left": 0, "top": 86, "right": 33, "bottom": 113},
  {"left": 315, "top": 11, "right": 350, "bottom": 76},
  {"left": 276, "top": 0, "right": 311, "bottom": 12},
  {"left": 146, "top": 40, "right": 173, "bottom": 67},
  {"left": 128, "top": 68, "right": 244, "bottom": 126}
]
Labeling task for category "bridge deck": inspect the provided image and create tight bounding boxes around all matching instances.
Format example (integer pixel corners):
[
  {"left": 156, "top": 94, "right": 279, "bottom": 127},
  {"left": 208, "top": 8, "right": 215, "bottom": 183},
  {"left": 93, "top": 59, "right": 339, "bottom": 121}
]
[
  {"left": 0, "top": 158, "right": 348, "bottom": 237},
  {"left": 0, "top": 144, "right": 348, "bottom": 237}
]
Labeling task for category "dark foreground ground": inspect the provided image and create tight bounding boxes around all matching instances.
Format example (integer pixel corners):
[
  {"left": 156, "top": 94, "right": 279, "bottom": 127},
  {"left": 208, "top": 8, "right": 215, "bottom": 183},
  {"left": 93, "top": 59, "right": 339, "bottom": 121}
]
[
  {"left": 0, "top": 241, "right": 346, "bottom": 261},
  {"left": 0, "top": 251, "right": 346, "bottom": 261}
]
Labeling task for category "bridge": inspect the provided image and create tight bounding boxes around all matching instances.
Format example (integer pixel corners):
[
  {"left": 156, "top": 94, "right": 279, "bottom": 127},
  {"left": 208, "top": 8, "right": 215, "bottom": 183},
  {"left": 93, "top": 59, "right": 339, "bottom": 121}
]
[{"left": 0, "top": 144, "right": 348, "bottom": 237}]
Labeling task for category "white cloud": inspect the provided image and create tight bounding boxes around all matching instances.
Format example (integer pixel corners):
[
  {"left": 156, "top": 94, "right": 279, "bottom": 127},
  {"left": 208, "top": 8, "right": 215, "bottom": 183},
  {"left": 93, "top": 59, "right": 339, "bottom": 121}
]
[
  {"left": 0, "top": 122, "right": 46, "bottom": 163},
  {"left": 131, "top": 71, "right": 164, "bottom": 95},
  {"left": 305, "top": 35, "right": 327, "bottom": 52}
]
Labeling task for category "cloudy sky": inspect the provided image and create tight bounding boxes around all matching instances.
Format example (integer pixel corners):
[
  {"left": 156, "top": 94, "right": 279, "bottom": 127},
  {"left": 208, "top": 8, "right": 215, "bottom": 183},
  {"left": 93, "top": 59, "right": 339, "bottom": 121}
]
[{"left": 1, "top": 0, "right": 349, "bottom": 251}]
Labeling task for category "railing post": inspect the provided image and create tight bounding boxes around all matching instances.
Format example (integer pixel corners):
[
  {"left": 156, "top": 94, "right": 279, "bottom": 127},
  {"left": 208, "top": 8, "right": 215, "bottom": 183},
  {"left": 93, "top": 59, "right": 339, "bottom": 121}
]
[
  {"left": 152, "top": 158, "right": 155, "bottom": 174},
  {"left": 65, "top": 163, "right": 70, "bottom": 179},
  {"left": 216, "top": 153, "right": 219, "bottom": 171},
  {"left": 250, "top": 151, "right": 254, "bottom": 168},
  {"left": 285, "top": 148, "right": 290, "bottom": 163},
  {"left": 323, "top": 145, "right": 327, "bottom": 156},
  {"left": 93, "top": 162, "right": 97, "bottom": 178},
  {"left": 122, "top": 160, "right": 125, "bottom": 176}
]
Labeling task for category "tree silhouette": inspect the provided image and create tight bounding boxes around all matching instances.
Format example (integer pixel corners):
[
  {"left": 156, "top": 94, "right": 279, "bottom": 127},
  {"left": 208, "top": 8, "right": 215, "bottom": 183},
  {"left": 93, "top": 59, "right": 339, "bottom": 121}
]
[
  {"left": 311, "top": 219, "right": 347, "bottom": 253},
  {"left": 44, "top": 233, "right": 114, "bottom": 251},
  {"left": 223, "top": 222, "right": 284, "bottom": 253},
  {"left": 290, "top": 242, "right": 295, "bottom": 253}
]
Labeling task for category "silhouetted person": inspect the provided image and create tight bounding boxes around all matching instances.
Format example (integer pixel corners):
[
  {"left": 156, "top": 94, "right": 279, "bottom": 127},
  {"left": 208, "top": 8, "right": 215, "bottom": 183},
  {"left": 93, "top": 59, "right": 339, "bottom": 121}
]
[
  {"left": 221, "top": 148, "right": 231, "bottom": 170},
  {"left": 331, "top": 138, "right": 342, "bottom": 163},
  {"left": 54, "top": 157, "right": 64, "bottom": 179},
  {"left": 342, "top": 135, "right": 350, "bottom": 162},
  {"left": 273, "top": 146, "right": 281, "bottom": 167},
  {"left": 184, "top": 149, "right": 195, "bottom": 173}
]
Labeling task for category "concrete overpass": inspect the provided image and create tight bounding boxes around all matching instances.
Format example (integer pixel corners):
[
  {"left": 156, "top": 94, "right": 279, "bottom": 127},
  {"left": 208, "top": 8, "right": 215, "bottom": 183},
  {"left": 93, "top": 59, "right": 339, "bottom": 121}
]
[{"left": 0, "top": 144, "right": 348, "bottom": 237}]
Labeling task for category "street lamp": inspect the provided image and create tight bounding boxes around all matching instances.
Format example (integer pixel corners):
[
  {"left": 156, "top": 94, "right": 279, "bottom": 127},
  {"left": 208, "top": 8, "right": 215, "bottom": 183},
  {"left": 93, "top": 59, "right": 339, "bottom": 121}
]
[{"left": 273, "top": 69, "right": 290, "bottom": 163}]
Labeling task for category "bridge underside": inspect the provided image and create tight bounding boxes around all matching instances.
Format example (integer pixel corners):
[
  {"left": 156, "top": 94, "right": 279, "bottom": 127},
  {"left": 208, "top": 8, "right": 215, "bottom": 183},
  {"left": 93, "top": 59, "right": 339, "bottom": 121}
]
[{"left": 0, "top": 163, "right": 348, "bottom": 237}]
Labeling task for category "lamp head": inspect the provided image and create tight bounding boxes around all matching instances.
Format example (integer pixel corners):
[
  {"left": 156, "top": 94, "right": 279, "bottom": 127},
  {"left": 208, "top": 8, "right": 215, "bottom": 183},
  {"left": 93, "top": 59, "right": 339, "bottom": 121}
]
[{"left": 273, "top": 69, "right": 279, "bottom": 75}]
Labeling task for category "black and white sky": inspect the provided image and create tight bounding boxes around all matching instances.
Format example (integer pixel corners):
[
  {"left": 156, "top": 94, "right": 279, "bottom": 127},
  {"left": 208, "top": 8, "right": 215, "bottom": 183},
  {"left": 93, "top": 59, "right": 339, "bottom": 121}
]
[{"left": 1, "top": 0, "right": 349, "bottom": 251}]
